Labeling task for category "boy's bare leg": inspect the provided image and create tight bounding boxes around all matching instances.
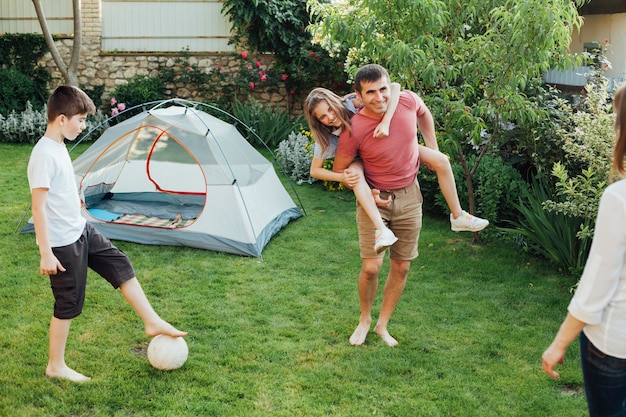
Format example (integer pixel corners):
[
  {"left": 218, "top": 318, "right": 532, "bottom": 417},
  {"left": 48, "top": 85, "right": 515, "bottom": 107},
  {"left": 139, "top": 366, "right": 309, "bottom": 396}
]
[
  {"left": 374, "top": 259, "right": 410, "bottom": 347},
  {"left": 120, "top": 278, "right": 187, "bottom": 338},
  {"left": 46, "top": 317, "right": 91, "bottom": 382},
  {"left": 350, "top": 259, "right": 381, "bottom": 346}
]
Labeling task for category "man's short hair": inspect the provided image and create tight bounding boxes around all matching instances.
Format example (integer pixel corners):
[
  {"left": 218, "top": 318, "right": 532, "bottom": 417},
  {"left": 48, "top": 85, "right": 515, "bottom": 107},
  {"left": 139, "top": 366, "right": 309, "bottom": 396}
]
[
  {"left": 354, "top": 64, "right": 390, "bottom": 93},
  {"left": 47, "top": 85, "right": 96, "bottom": 122}
]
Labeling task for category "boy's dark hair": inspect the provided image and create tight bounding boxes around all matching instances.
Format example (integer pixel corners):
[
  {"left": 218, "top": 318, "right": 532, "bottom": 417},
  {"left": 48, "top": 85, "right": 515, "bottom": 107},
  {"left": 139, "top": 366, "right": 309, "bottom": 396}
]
[
  {"left": 354, "top": 64, "right": 390, "bottom": 94},
  {"left": 47, "top": 85, "right": 96, "bottom": 122}
]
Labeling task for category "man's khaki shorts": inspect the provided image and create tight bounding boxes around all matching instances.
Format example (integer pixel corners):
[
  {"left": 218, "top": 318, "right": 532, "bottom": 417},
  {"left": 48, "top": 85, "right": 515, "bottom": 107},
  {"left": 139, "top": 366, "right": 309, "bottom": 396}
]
[{"left": 357, "top": 179, "right": 422, "bottom": 260}]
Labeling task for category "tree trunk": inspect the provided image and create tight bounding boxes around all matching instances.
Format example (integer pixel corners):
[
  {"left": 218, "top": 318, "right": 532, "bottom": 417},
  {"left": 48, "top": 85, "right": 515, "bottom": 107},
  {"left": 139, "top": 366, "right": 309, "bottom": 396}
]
[{"left": 32, "top": 0, "right": 82, "bottom": 86}]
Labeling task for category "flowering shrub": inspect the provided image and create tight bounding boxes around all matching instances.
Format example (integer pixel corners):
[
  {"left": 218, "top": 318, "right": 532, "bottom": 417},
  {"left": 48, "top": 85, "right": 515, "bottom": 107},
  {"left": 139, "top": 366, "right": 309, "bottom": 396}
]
[
  {"left": 0, "top": 101, "right": 46, "bottom": 143},
  {"left": 221, "top": 0, "right": 349, "bottom": 99},
  {"left": 275, "top": 130, "right": 316, "bottom": 185},
  {"left": 109, "top": 97, "right": 126, "bottom": 117},
  {"left": 321, "top": 159, "right": 346, "bottom": 191},
  {"left": 0, "top": 102, "right": 108, "bottom": 144},
  {"left": 167, "top": 47, "right": 347, "bottom": 109},
  {"left": 275, "top": 130, "right": 348, "bottom": 191}
]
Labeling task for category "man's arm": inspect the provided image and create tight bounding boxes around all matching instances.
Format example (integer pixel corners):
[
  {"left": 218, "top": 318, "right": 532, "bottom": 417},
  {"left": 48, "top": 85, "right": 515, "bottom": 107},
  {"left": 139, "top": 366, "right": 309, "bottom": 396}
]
[{"left": 332, "top": 153, "right": 354, "bottom": 175}]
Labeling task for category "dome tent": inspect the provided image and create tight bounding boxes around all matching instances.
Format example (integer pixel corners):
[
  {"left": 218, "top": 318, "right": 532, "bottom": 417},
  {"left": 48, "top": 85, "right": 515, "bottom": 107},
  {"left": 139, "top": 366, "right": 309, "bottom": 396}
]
[{"left": 25, "top": 99, "right": 302, "bottom": 258}]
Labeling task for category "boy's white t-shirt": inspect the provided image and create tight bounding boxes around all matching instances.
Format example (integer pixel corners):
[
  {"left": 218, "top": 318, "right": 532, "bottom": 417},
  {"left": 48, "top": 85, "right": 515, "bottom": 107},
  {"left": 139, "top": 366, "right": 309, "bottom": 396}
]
[{"left": 27, "top": 137, "right": 86, "bottom": 247}]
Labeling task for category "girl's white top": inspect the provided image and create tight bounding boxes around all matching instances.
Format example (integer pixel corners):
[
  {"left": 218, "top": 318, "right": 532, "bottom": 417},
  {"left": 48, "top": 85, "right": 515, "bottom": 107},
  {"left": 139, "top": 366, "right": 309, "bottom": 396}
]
[
  {"left": 313, "top": 132, "right": 339, "bottom": 160},
  {"left": 569, "top": 178, "right": 626, "bottom": 358}
]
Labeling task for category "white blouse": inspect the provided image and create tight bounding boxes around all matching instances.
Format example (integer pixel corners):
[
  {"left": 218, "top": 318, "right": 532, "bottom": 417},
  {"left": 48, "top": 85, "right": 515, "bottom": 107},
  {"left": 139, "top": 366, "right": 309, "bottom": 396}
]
[{"left": 569, "top": 178, "right": 626, "bottom": 358}]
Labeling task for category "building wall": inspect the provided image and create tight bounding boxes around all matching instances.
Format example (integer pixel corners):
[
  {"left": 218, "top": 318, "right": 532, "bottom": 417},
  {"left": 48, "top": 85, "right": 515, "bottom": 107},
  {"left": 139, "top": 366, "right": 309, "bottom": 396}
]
[
  {"left": 1, "top": 0, "right": 293, "bottom": 111},
  {"left": 571, "top": 12, "right": 626, "bottom": 81}
]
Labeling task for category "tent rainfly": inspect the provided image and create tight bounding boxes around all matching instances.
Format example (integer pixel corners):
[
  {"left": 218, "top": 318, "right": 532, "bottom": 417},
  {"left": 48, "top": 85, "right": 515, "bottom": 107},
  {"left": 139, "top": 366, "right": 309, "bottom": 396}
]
[{"left": 24, "top": 100, "right": 302, "bottom": 257}]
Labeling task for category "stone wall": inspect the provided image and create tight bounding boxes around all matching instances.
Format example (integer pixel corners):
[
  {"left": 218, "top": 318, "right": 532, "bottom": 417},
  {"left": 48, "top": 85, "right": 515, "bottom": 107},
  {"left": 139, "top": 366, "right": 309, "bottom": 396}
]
[{"left": 40, "top": 0, "right": 299, "bottom": 113}]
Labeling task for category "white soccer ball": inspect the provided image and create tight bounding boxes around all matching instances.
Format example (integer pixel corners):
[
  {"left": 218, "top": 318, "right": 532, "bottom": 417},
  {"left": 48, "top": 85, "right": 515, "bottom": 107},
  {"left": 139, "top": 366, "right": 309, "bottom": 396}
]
[{"left": 147, "top": 335, "right": 188, "bottom": 370}]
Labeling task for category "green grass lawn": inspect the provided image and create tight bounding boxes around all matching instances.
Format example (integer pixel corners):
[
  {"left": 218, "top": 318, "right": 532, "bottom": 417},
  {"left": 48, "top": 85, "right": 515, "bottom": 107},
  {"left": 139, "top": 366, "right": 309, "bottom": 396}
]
[{"left": 0, "top": 143, "right": 587, "bottom": 416}]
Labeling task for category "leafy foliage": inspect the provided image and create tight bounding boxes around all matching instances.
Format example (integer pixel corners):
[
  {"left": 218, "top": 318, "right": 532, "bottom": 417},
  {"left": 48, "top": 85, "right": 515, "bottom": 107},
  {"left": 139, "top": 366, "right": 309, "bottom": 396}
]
[
  {"left": 222, "top": 0, "right": 312, "bottom": 60},
  {"left": 420, "top": 153, "right": 527, "bottom": 225},
  {"left": 275, "top": 130, "right": 316, "bottom": 184},
  {"left": 221, "top": 0, "right": 348, "bottom": 98},
  {"left": 164, "top": 49, "right": 286, "bottom": 108},
  {"left": 109, "top": 75, "right": 167, "bottom": 110},
  {"left": 308, "top": 0, "right": 587, "bottom": 216},
  {"left": 501, "top": 176, "right": 592, "bottom": 275},
  {"left": 542, "top": 80, "right": 617, "bottom": 240},
  {"left": 0, "top": 102, "right": 108, "bottom": 144},
  {"left": 0, "top": 69, "right": 40, "bottom": 115},
  {"left": 0, "top": 34, "right": 50, "bottom": 112},
  {"left": 230, "top": 98, "right": 306, "bottom": 148}
]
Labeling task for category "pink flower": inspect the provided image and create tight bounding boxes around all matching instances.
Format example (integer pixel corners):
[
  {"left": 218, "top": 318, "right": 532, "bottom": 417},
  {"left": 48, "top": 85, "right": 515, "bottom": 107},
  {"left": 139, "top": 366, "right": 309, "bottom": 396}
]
[
  {"left": 111, "top": 108, "right": 119, "bottom": 116},
  {"left": 309, "top": 52, "right": 315, "bottom": 57},
  {"left": 110, "top": 97, "right": 117, "bottom": 106},
  {"left": 260, "top": 74, "right": 267, "bottom": 82},
  {"left": 186, "top": 66, "right": 191, "bottom": 71},
  {"left": 117, "top": 103, "right": 126, "bottom": 111},
  {"left": 249, "top": 82, "right": 255, "bottom": 89},
  {"left": 255, "top": 61, "right": 261, "bottom": 68},
  {"left": 289, "top": 89, "right": 296, "bottom": 95},
  {"left": 281, "top": 74, "right": 288, "bottom": 81},
  {"left": 241, "top": 51, "right": 248, "bottom": 59},
  {"left": 217, "top": 65, "right": 222, "bottom": 71}
]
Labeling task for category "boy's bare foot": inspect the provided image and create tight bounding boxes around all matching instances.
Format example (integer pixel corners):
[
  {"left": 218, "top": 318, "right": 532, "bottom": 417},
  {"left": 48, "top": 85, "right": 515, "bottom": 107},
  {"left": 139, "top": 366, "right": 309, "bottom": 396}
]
[
  {"left": 145, "top": 319, "right": 187, "bottom": 338},
  {"left": 45, "top": 364, "right": 91, "bottom": 383},
  {"left": 349, "top": 322, "right": 371, "bottom": 346},
  {"left": 374, "top": 324, "right": 399, "bottom": 347}
]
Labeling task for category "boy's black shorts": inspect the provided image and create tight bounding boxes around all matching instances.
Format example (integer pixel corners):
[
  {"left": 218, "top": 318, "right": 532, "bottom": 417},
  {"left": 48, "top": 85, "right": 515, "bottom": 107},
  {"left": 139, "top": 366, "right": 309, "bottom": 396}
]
[{"left": 50, "top": 223, "right": 135, "bottom": 319}]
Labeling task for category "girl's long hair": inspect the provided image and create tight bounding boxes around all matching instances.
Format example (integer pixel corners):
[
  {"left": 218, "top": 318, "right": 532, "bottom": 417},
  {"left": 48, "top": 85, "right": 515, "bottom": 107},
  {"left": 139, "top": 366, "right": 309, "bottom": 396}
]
[
  {"left": 304, "top": 88, "right": 352, "bottom": 155},
  {"left": 612, "top": 84, "right": 626, "bottom": 179}
]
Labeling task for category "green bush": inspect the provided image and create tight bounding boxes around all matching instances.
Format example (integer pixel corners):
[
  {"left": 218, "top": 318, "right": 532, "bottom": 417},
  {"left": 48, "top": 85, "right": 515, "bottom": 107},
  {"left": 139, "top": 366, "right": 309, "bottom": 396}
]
[
  {"left": 275, "top": 130, "right": 315, "bottom": 185},
  {"left": 542, "top": 81, "right": 616, "bottom": 240},
  {"left": 501, "top": 176, "right": 591, "bottom": 275},
  {"left": 0, "top": 69, "right": 40, "bottom": 115},
  {"left": 230, "top": 98, "right": 306, "bottom": 148},
  {"left": 0, "top": 102, "right": 108, "bottom": 144},
  {"left": 221, "top": 0, "right": 349, "bottom": 98},
  {"left": 0, "top": 33, "right": 50, "bottom": 111},
  {"left": 420, "top": 153, "right": 527, "bottom": 226},
  {"left": 109, "top": 75, "right": 167, "bottom": 110}
]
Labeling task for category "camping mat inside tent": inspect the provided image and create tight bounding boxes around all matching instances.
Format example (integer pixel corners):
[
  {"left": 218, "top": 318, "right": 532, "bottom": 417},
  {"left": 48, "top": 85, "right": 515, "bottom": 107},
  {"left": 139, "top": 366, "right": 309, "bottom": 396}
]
[{"left": 85, "top": 192, "right": 203, "bottom": 228}]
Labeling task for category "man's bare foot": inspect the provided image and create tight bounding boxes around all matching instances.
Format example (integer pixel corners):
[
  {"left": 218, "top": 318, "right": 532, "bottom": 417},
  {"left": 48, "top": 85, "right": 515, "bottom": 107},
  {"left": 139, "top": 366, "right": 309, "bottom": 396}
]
[
  {"left": 145, "top": 319, "right": 187, "bottom": 338},
  {"left": 45, "top": 364, "right": 91, "bottom": 383},
  {"left": 375, "top": 325, "right": 398, "bottom": 347},
  {"left": 349, "top": 322, "right": 371, "bottom": 346}
]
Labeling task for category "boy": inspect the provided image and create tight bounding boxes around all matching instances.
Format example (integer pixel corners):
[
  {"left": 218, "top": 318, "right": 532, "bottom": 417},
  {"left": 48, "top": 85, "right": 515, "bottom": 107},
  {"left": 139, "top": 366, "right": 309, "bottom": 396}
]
[{"left": 28, "top": 86, "right": 187, "bottom": 382}]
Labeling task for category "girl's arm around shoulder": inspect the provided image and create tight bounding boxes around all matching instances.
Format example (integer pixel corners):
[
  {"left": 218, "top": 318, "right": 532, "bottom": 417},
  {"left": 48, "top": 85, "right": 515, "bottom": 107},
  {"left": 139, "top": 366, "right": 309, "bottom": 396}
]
[{"left": 310, "top": 157, "right": 360, "bottom": 189}]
